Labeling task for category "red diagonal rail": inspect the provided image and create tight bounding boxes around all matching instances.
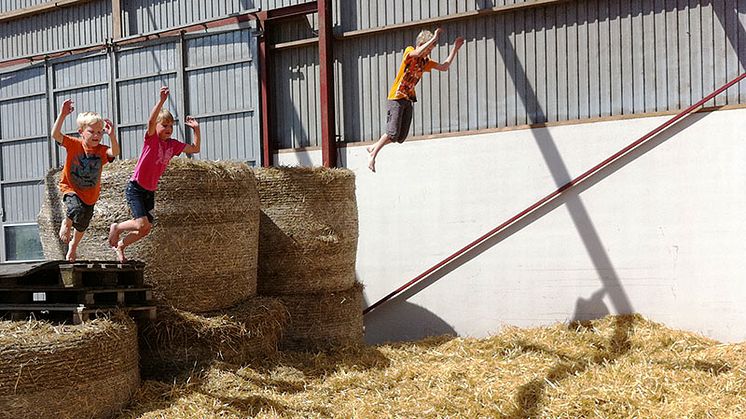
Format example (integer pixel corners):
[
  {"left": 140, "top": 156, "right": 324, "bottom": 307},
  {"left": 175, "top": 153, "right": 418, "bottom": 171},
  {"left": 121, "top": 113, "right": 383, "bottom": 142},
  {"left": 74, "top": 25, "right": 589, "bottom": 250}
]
[{"left": 363, "top": 72, "right": 746, "bottom": 316}]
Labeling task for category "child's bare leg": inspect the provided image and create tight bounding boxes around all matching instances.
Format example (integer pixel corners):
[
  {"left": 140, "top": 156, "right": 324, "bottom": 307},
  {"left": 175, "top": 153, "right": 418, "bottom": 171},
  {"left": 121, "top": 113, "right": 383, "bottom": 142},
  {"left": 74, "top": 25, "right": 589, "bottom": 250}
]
[
  {"left": 59, "top": 218, "right": 73, "bottom": 243},
  {"left": 113, "top": 217, "right": 151, "bottom": 262},
  {"left": 66, "top": 229, "right": 84, "bottom": 261},
  {"left": 368, "top": 133, "right": 392, "bottom": 173},
  {"left": 108, "top": 223, "right": 119, "bottom": 247}
]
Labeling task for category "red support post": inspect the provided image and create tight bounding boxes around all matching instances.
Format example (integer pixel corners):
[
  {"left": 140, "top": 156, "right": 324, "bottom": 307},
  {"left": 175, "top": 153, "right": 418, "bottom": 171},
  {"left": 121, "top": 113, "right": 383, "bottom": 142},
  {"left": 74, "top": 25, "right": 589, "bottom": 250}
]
[
  {"left": 318, "top": 0, "right": 336, "bottom": 167},
  {"left": 259, "top": 25, "right": 273, "bottom": 167}
]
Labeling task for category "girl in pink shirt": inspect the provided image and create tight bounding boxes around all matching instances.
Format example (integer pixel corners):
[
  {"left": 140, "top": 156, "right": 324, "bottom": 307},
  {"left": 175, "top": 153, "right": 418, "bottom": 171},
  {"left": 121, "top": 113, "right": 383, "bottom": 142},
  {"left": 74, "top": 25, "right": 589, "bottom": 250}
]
[{"left": 108, "top": 86, "right": 201, "bottom": 261}]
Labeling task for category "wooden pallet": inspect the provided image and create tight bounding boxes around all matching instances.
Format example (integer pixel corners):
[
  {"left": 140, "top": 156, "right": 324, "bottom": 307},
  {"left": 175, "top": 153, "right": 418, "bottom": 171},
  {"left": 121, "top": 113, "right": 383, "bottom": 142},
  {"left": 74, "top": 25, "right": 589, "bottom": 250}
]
[
  {"left": 0, "top": 303, "right": 157, "bottom": 325},
  {"left": 0, "top": 287, "right": 152, "bottom": 306},
  {"left": 58, "top": 261, "right": 145, "bottom": 288}
]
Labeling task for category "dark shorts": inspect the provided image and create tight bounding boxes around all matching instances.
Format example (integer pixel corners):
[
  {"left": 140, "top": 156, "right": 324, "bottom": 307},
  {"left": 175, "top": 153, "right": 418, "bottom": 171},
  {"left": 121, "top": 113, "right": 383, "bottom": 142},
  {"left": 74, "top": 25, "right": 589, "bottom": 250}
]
[
  {"left": 125, "top": 180, "right": 155, "bottom": 223},
  {"left": 386, "top": 98, "right": 414, "bottom": 143},
  {"left": 63, "top": 194, "right": 94, "bottom": 232}
]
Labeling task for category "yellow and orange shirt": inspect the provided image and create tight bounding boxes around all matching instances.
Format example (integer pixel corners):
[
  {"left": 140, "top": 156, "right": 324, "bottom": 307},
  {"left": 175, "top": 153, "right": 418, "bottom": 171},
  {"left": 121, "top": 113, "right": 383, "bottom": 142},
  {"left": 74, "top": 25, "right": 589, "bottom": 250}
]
[
  {"left": 387, "top": 46, "right": 438, "bottom": 102},
  {"left": 58, "top": 135, "right": 112, "bottom": 205}
]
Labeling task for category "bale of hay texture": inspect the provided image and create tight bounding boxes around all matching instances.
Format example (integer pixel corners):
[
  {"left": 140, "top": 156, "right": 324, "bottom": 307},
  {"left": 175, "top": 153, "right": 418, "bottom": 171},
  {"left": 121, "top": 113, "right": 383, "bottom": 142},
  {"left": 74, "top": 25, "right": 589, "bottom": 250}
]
[
  {"left": 276, "top": 283, "right": 364, "bottom": 351},
  {"left": 139, "top": 296, "right": 288, "bottom": 380},
  {"left": 38, "top": 159, "right": 260, "bottom": 313},
  {"left": 0, "top": 315, "right": 139, "bottom": 419},
  {"left": 255, "top": 167, "right": 358, "bottom": 295}
]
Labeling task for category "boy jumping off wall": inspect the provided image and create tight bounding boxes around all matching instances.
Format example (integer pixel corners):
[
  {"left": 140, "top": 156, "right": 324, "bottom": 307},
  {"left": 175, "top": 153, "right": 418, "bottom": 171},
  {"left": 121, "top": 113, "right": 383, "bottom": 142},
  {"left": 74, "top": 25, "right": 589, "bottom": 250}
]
[
  {"left": 367, "top": 28, "right": 464, "bottom": 172},
  {"left": 52, "top": 99, "right": 120, "bottom": 261},
  {"left": 107, "top": 86, "right": 201, "bottom": 262}
]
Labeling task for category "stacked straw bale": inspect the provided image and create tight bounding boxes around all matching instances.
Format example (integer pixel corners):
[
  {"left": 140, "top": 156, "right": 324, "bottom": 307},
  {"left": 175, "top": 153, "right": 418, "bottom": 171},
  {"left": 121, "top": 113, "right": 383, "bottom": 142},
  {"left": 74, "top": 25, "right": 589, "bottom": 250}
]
[
  {"left": 38, "top": 159, "right": 260, "bottom": 313},
  {"left": 255, "top": 167, "right": 363, "bottom": 351},
  {"left": 0, "top": 315, "right": 139, "bottom": 419},
  {"left": 139, "top": 297, "right": 288, "bottom": 380}
]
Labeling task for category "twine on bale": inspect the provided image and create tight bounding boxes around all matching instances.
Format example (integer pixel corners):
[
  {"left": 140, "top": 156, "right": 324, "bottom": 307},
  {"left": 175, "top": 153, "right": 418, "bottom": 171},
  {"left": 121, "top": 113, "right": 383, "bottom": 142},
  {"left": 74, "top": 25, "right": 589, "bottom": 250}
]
[
  {"left": 255, "top": 167, "right": 358, "bottom": 295},
  {"left": 38, "top": 159, "right": 261, "bottom": 313},
  {"left": 138, "top": 297, "right": 288, "bottom": 380},
  {"left": 0, "top": 315, "right": 139, "bottom": 419},
  {"left": 276, "top": 283, "right": 364, "bottom": 351}
]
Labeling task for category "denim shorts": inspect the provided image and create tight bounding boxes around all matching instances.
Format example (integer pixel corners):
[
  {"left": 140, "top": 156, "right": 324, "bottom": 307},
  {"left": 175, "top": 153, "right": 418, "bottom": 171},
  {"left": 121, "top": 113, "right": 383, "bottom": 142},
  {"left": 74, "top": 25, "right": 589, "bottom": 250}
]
[
  {"left": 63, "top": 194, "right": 94, "bottom": 232},
  {"left": 125, "top": 180, "right": 155, "bottom": 223}
]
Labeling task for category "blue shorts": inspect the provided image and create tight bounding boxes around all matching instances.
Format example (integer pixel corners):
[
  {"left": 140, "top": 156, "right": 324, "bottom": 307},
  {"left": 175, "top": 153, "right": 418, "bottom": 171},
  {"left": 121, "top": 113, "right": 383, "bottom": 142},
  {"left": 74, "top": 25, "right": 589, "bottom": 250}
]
[{"left": 125, "top": 180, "right": 155, "bottom": 223}]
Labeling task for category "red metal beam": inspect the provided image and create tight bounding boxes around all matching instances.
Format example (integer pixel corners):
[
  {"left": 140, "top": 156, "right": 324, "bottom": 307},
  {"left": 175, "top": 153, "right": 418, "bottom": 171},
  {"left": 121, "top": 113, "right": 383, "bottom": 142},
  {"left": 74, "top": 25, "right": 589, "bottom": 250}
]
[
  {"left": 259, "top": 31, "right": 272, "bottom": 167},
  {"left": 318, "top": 0, "right": 336, "bottom": 167},
  {"left": 257, "top": 1, "right": 317, "bottom": 21},
  {"left": 363, "top": 72, "right": 746, "bottom": 315}
]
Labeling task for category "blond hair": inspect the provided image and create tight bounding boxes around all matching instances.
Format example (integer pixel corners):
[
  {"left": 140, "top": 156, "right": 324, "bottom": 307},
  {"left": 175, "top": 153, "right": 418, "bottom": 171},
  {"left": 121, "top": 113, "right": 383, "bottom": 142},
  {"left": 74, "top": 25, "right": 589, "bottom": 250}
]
[
  {"left": 416, "top": 30, "right": 434, "bottom": 47},
  {"left": 157, "top": 108, "right": 174, "bottom": 124},
  {"left": 76, "top": 112, "right": 103, "bottom": 130}
]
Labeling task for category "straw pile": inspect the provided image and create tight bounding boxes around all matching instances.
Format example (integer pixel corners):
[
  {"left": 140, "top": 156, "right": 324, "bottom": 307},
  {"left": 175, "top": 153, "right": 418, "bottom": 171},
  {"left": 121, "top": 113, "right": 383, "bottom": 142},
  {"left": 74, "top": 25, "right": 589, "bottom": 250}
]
[
  {"left": 117, "top": 314, "right": 746, "bottom": 418},
  {"left": 275, "top": 283, "right": 364, "bottom": 351},
  {"left": 255, "top": 167, "right": 358, "bottom": 294},
  {"left": 254, "top": 167, "right": 362, "bottom": 351},
  {"left": 38, "top": 159, "right": 260, "bottom": 313},
  {"left": 0, "top": 315, "right": 139, "bottom": 419},
  {"left": 138, "top": 297, "right": 288, "bottom": 381}
]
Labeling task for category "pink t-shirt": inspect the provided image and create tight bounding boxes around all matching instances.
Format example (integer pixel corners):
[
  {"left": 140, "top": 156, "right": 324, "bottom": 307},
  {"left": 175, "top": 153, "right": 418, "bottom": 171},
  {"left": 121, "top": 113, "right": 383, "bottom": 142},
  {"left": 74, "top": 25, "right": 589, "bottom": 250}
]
[{"left": 131, "top": 132, "right": 187, "bottom": 191}]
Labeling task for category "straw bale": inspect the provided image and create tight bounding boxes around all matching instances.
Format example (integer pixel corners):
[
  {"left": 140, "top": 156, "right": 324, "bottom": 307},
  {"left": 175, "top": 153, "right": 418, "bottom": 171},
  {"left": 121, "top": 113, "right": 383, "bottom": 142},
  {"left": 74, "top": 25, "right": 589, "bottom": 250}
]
[
  {"left": 255, "top": 167, "right": 358, "bottom": 295},
  {"left": 38, "top": 159, "right": 260, "bottom": 313},
  {"left": 276, "top": 283, "right": 364, "bottom": 351},
  {"left": 0, "top": 315, "right": 139, "bottom": 419},
  {"left": 139, "top": 296, "right": 288, "bottom": 380}
]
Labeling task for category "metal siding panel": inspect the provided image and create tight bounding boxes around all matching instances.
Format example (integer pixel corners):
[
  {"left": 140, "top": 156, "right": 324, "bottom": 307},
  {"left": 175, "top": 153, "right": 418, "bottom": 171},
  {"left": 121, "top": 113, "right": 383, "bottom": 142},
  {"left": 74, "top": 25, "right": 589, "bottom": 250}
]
[
  {"left": 666, "top": 1, "right": 680, "bottom": 109},
  {"left": 0, "top": 0, "right": 111, "bottom": 60},
  {"left": 724, "top": 0, "right": 740, "bottom": 104},
  {"left": 620, "top": 0, "right": 634, "bottom": 114},
  {"left": 565, "top": 2, "right": 579, "bottom": 120},
  {"left": 578, "top": 2, "right": 591, "bottom": 119},
  {"left": 600, "top": 1, "right": 613, "bottom": 117},
  {"left": 740, "top": 0, "right": 746, "bottom": 102},
  {"left": 0, "top": 98, "right": 47, "bottom": 140},
  {"left": 3, "top": 184, "right": 42, "bottom": 223},
  {"left": 701, "top": 1, "right": 716, "bottom": 107},
  {"left": 713, "top": 0, "right": 727, "bottom": 106},
  {"left": 588, "top": 1, "right": 601, "bottom": 118}
]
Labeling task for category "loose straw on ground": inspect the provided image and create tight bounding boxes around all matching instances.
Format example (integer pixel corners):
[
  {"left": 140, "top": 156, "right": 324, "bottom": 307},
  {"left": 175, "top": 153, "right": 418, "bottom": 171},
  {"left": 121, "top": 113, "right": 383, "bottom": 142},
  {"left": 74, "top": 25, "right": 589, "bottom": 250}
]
[{"left": 117, "top": 314, "right": 746, "bottom": 419}]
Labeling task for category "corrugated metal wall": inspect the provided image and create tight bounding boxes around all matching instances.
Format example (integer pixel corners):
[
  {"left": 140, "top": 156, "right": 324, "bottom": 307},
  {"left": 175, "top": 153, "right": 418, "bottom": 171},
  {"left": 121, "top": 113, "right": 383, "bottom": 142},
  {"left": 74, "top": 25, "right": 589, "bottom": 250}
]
[
  {"left": 269, "top": 0, "right": 746, "bottom": 147},
  {"left": 0, "top": 0, "right": 111, "bottom": 60},
  {"left": 0, "top": 0, "right": 51, "bottom": 14}
]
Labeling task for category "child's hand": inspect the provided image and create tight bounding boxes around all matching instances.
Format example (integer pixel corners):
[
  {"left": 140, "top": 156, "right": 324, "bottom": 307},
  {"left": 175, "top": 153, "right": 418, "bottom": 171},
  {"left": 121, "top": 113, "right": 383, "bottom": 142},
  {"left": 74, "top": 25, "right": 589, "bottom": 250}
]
[
  {"left": 185, "top": 116, "right": 200, "bottom": 130},
  {"left": 434, "top": 28, "right": 443, "bottom": 39},
  {"left": 60, "top": 99, "right": 75, "bottom": 116},
  {"left": 159, "top": 86, "right": 170, "bottom": 102},
  {"left": 455, "top": 37, "right": 465, "bottom": 49},
  {"left": 103, "top": 118, "right": 115, "bottom": 136}
]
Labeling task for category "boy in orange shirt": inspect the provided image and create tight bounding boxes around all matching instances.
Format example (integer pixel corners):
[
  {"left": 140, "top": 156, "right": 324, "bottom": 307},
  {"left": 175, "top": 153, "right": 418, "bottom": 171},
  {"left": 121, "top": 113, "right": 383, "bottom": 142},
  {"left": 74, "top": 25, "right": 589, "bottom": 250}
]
[
  {"left": 52, "top": 99, "right": 120, "bottom": 261},
  {"left": 367, "top": 28, "right": 464, "bottom": 172}
]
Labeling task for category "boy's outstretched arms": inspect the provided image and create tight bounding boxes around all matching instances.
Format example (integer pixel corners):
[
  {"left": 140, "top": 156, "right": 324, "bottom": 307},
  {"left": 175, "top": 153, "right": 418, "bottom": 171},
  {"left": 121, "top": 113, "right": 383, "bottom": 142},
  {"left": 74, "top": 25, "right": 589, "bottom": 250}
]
[
  {"left": 146, "top": 86, "right": 169, "bottom": 137},
  {"left": 434, "top": 36, "right": 465, "bottom": 71},
  {"left": 104, "top": 118, "right": 120, "bottom": 159},
  {"left": 183, "top": 116, "right": 201, "bottom": 154},
  {"left": 51, "top": 99, "right": 74, "bottom": 144},
  {"left": 410, "top": 27, "right": 442, "bottom": 58}
]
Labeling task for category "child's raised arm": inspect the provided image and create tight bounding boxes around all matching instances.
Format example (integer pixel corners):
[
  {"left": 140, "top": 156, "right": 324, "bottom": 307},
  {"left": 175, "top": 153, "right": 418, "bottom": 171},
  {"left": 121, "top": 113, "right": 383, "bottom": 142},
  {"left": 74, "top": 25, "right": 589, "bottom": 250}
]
[
  {"left": 146, "top": 86, "right": 169, "bottom": 137},
  {"left": 433, "top": 36, "right": 464, "bottom": 72},
  {"left": 104, "top": 118, "right": 120, "bottom": 159},
  {"left": 51, "top": 99, "right": 75, "bottom": 144},
  {"left": 410, "top": 27, "right": 442, "bottom": 58},
  {"left": 183, "top": 116, "right": 201, "bottom": 154}
]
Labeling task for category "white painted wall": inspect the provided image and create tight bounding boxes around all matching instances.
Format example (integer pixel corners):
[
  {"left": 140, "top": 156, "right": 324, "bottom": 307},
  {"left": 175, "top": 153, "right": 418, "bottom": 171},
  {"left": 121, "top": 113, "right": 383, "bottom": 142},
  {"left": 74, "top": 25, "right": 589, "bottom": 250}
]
[{"left": 276, "top": 108, "right": 746, "bottom": 344}]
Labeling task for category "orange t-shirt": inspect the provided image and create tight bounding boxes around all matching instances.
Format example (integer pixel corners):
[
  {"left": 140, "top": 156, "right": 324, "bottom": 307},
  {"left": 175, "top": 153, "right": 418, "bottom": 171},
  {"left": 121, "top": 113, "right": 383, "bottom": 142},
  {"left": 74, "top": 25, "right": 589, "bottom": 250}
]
[
  {"left": 58, "top": 135, "right": 112, "bottom": 205},
  {"left": 387, "top": 46, "right": 437, "bottom": 102}
]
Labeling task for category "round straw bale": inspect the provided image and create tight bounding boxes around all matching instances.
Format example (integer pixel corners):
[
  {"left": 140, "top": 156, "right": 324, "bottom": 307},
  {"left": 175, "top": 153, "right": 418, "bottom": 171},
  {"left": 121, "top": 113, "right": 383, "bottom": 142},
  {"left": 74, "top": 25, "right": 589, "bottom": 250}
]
[
  {"left": 139, "top": 296, "right": 288, "bottom": 380},
  {"left": 276, "top": 283, "right": 364, "bottom": 351},
  {"left": 38, "top": 159, "right": 260, "bottom": 313},
  {"left": 0, "top": 315, "right": 139, "bottom": 419},
  {"left": 255, "top": 167, "right": 358, "bottom": 295},
  {"left": 38, "top": 168, "right": 66, "bottom": 260}
]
